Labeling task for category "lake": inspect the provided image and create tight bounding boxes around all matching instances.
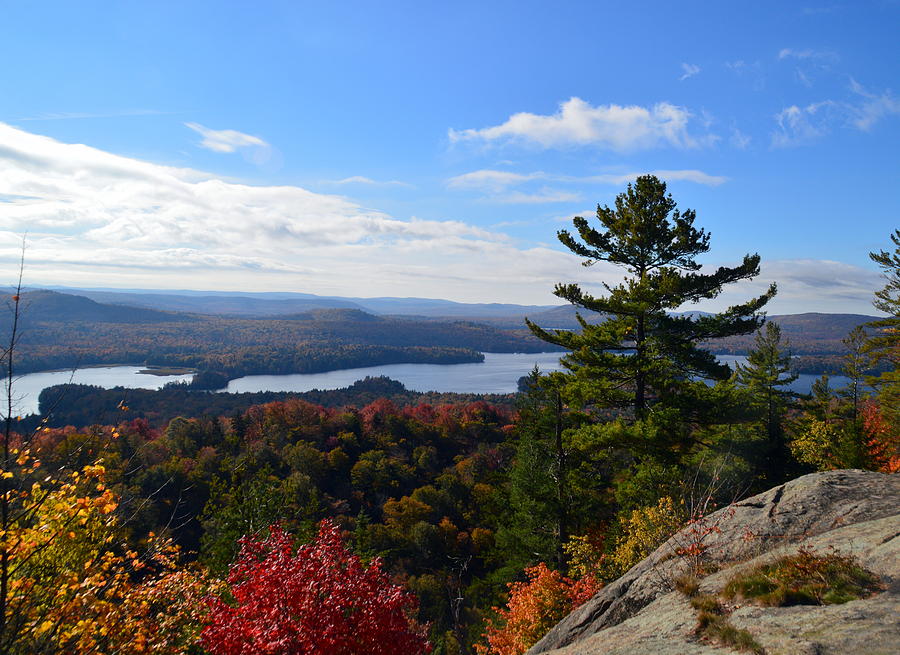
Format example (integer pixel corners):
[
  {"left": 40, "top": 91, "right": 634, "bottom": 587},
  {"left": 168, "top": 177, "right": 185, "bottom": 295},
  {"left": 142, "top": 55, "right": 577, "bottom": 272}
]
[
  {"left": 224, "top": 352, "right": 569, "bottom": 394},
  {"left": 13, "top": 353, "right": 847, "bottom": 417},
  {"left": 224, "top": 352, "right": 846, "bottom": 395},
  {"left": 8, "top": 366, "right": 195, "bottom": 417}
]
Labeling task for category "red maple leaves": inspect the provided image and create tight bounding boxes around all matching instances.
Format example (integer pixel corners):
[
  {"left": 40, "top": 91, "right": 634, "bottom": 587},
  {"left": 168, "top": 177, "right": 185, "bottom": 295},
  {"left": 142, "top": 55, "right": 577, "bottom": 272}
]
[{"left": 201, "top": 520, "right": 431, "bottom": 655}]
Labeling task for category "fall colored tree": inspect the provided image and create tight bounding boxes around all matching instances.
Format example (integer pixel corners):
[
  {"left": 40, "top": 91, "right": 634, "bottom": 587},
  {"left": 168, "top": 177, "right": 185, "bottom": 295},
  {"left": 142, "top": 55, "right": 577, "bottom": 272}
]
[
  {"left": 476, "top": 563, "right": 599, "bottom": 655},
  {"left": 0, "top": 456, "right": 209, "bottom": 654},
  {"left": 201, "top": 520, "right": 431, "bottom": 655},
  {"left": 861, "top": 400, "right": 900, "bottom": 473}
]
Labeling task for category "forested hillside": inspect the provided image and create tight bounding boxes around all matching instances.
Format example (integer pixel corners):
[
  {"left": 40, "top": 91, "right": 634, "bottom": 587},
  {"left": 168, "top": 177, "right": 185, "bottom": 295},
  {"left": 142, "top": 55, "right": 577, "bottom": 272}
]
[{"left": 10, "top": 301, "right": 561, "bottom": 383}]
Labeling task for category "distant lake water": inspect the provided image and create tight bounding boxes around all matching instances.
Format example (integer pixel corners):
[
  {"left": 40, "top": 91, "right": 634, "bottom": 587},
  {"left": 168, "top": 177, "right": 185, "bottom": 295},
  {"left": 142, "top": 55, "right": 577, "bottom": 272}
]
[
  {"left": 224, "top": 352, "right": 569, "bottom": 394},
  {"left": 13, "top": 353, "right": 849, "bottom": 417},
  {"left": 224, "top": 353, "right": 848, "bottom": 396},
  {"left": 10, "top": 367, "right": 194, "bottom": 417}
]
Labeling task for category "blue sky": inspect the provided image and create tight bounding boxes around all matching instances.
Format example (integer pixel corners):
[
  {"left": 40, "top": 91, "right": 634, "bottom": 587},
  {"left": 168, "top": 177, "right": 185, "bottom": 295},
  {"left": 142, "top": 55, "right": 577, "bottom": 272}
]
[{"left": 0, "top": 1, "right": 898, "bottom": 313}]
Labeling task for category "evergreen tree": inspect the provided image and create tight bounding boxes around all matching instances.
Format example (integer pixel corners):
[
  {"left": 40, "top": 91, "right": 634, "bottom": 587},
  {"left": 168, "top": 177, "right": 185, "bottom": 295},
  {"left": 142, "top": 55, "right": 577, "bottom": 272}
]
[
  {"left": 837, "top": 326, "right": 868, "bottom": 421},
  {"left": 865, "top": 229, "right": 900, "bottom": 427},
  {"left": 499, "top": 369, "right": 574, "bottom": 570},
  {"left": 527, "top": 175, "right": 775, "bottom": 423},
  {"left": 735, "top": 322, "right": 798, "bottom": 483}
]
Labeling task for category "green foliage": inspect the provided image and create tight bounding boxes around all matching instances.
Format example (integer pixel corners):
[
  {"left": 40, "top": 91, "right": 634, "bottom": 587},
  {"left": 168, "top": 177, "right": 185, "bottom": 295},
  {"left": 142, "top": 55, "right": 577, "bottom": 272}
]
[
  {"left": 527, "top": 175, "right": 775, "bottom": 423},
  {"left": 599, "top": 496, "right": 685, "bottom": 580},
  {"left": 496, "top": 370, "right": 589, "bottom": 570},
  {"left": 723, "top": 547, "right": 883, "bottom": 606},
  {"left": 865, "top": 229, "right": 900, "bottom": 430},
  {"left": 695, "top": 610, "right": 764, "bottom": 654},
  {"left": 15, "top": 303, "right": 552, "bottom": 380},
  {"left": 199, "top": 469, "right": 320, "bottom": 575},
  {"left": 735, "top": 322, "right": 799, "bottom": 484}
]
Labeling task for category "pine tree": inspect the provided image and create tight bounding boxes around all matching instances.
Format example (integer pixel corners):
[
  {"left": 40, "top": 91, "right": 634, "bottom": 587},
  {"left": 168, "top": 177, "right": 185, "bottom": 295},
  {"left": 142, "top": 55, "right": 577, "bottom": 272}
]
[
  {"left": 735, "top": 322, "right": 798, "bottom": 483},
  {"left": 865, "top": 229, "right": 900, "bottom": 428},
  {"left": 527, "top": 175, "right": 775, "bottom": 423},
  {"left": 500, "top": 369, "right": 572, "bottom": 570}
]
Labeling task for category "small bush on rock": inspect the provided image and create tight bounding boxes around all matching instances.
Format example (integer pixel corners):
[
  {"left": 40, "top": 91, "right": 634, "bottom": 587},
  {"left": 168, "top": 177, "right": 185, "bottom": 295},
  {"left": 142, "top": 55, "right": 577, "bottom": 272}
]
[{"left": 723, "top": 546, "right": 883, "bottom": 606}]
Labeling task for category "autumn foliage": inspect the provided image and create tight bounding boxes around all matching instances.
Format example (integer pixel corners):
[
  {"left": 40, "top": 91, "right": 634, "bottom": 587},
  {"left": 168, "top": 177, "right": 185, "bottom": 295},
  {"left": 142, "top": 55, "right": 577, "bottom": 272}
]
[
  {"left": 862, "top": 400, "right": 900, "bottom": 473},
  {"left": 1, "top": 455, "right": 209, "bottom": 654},
  {"left": 201, "top": 520, "right": 431, "bottom": 655},
  {"left": 476, "top": 563, "right": 599, "bottom": 655}
]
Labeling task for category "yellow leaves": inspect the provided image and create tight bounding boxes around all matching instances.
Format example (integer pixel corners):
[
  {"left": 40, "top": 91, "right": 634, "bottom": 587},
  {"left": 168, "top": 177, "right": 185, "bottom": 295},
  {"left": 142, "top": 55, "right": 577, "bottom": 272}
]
[
  {"left": 0, "top": 455, "right": 210, "bottom": 654},
  {"left": 1, "top": 470, "right": 13, "bottom": 479},
  {"left": 82, "top": 463, "right": 106, "bottom": 478}
]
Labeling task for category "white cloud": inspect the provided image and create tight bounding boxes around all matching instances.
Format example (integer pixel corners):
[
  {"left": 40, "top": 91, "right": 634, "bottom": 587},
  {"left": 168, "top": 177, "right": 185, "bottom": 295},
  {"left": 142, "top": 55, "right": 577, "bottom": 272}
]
[
  {"left": 0, "top": 123, "right": 881, "bottom": 311},
  {"left": 712, "top": 258, "right": 883, "bottom": 315},
  {"left": 0, "top": 122, "right": 601, "bottom": 303},
  {"left": 448, "top": 97, "right": 717, "bottom": 151},
  {"left": 679, "top": 63, "right": 701, "bottom": 81},
  {"left": 184, "top": 122, "right": 268, "bottom": 154},
  {"left": 584, "top": 170, "right": 728, "bottom": 186},
  {"left": 778, "top": 48, "right": 837, "bottom": 61},
  {"left": 446, "top": 170, "right": 545, "bottom": 192},
  {"left": 847, "top": 78, "right": 900, "bottom": 131},
  {"left": 496, "top": 189, "right": 582, "bottom": 204},
  {"left": 16, "top": 109, "right": 171, "bottom": 122},
  {"left": 446, "top": 168, "right": 728, "bottom": 193},
  {"left": 322, "top": 175, "right": 412, "bottom": 187},
  {"left": 730, "top": 128, "right": 751, "bottom": 149},
  {"left": 772, "top": 80, "right": 900, "bottom": 146},
  {"left": 771, "top": 101, "right": 837, "bottom": 147}
]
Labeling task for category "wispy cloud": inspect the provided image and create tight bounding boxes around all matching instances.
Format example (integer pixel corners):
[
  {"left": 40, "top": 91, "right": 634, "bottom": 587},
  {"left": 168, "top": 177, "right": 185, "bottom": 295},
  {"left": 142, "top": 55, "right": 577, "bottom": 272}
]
[
  {"left": 730, "top": 128, "right": 752, "bottom": 149},
  {"left": 14, "top": 109, "right": 172, "bottom": 122},
  {"left": 495, "top": 189, "right": 582, "bottom": 204},
  {"left": 448, "top": 97, "right": 718, "bottom": 151},
  {"left": 446, "top": 170, "right": 545, "bottom": 192},
  {"left": 847, "top": 78, "right": 900, "bottom": 130},
  {"left": 322, "top": 175, "right": 412, "bottom": 187},
  {"left": 725, "top": 60, "right": 766, "bottom": 91},
  {"left": 772, "top": 101, "right": 837, "bottom": 146},
  {"left": 723, "top": 258, "right": 883, "bottom": 314},
  {"left": 778, "top": 48, "right": 837, "bottom": 61},
  {"left": 585, "top": 170, "right": 728, "bottom": 186},
  {"left": 679, "top": 63, "right": 701, "bottom": 81},
  {"left": 184, "top": 122, "right": 268, "bottom": 154},
  {"left": 446, "top": 168, "right": 728, "bottom": 192},
  {"left": 772, "top": 80, "right": 900, "bottom": 146}
]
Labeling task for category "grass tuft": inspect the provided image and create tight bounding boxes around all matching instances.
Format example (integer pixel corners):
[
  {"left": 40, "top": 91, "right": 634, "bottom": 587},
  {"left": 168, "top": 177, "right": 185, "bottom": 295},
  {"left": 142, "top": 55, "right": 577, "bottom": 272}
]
[
  {"left": 696, "top": 611, "right": 765, "bottom": 654},
  {"left": 675, "top": 574, "right": 700, "bottom": 597},
  {"left": 723, "top": 546, "right": 882, "bottom": 607},
  {"left": 689, "top": 594, "right": 722, "bottom": 613}
]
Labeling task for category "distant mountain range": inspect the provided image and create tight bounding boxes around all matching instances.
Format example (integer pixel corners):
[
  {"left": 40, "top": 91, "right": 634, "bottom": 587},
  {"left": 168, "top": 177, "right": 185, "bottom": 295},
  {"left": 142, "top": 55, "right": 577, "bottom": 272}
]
[
  {"left": 34, "top": 285, "right": 558, "bottom": 319},
  {"left": 4, "top": 286, "right": 881, "bottom": 356},
  {"left": 0, "top": 288, "right": 191, "bottom": 325}
]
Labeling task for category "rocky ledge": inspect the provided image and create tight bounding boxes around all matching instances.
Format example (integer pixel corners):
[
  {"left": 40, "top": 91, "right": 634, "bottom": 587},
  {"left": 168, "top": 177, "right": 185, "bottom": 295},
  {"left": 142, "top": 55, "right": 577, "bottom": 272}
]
[{"left": 528, "top": 470, "right": 900, "bottom": 655}]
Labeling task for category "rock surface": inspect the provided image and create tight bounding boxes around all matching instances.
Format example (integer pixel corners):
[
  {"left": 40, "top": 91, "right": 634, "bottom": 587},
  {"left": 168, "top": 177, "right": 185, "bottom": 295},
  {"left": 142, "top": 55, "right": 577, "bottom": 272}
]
[{"left": 528, "top": 470, "right": 900, "bottom": 655}]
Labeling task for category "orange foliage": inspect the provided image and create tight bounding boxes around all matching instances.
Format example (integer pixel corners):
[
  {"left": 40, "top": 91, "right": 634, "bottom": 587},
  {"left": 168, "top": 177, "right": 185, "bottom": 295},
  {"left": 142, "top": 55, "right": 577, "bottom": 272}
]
[
  {"left": 862, "top": 400, "right": 900, "bottom": 473},
  {"left": 476, "top": 563, "right": 600, "bottom": 655}
]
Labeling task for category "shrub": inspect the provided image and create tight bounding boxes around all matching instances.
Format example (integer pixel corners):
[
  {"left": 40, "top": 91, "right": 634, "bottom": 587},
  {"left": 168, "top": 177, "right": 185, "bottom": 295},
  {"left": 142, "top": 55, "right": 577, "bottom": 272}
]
[
  {"left": 201, "top": 520, "right": 431, "bottom": 655},
  {"left": 723, "top": 546, "right": 883, "bottom": 606},
  {"left": 602, "top": 496, "right": 684, "bottom": 579},
  {"left": 476, "top": 563, "right": 599, "bottom": 655}
]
